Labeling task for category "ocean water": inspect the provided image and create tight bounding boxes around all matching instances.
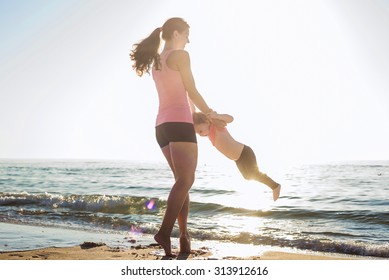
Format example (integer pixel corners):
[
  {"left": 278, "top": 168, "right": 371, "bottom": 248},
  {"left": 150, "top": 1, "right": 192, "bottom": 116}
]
[{"left": 0, "top": 159, "right": 388, "bottom": 258}]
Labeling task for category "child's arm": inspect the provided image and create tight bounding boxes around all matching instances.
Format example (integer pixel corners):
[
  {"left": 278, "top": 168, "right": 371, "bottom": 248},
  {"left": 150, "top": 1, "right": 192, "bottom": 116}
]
[{"left": 209, "top": 113, "right": 234, "bottom": 124}]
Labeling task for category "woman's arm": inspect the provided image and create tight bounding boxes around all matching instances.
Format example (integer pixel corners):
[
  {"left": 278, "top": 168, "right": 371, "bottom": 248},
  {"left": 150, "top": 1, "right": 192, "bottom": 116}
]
[
  {"left": 168, "top": 50, "right": 213, "bottom": 114},
  {"left": 189, "top": 98, "right": 196, "bottom": 113}
]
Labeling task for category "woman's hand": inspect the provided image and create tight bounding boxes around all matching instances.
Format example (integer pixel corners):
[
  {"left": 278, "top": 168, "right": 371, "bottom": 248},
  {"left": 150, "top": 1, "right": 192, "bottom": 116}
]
[{"left": 206, "top": 110, "right": 218, "bottom": 120}]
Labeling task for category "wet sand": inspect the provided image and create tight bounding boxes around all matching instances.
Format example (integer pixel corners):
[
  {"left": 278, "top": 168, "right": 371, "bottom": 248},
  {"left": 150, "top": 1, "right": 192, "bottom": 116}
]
[{"left": 0, "top": 241, "right": 364, "bottom": 260}]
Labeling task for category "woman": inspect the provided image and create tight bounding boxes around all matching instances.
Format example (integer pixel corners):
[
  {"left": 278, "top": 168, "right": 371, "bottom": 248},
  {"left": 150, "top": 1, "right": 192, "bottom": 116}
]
[{"left": 130, "top": 18, "right": 217, "bottom": 257}]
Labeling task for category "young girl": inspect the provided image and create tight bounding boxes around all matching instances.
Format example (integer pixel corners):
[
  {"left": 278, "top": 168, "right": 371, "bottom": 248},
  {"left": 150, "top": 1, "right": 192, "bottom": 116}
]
[{"left": 193, "top": 112, "right": 281, "bottom": 201}]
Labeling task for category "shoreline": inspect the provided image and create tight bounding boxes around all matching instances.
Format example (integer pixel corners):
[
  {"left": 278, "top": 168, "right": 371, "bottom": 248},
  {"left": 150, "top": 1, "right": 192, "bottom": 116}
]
[
  {"left": 0, "top": 242, "right": 372, "bottom": 260},
  {"left": 0, "top": 222, "right": 384, "bottom": 260}
]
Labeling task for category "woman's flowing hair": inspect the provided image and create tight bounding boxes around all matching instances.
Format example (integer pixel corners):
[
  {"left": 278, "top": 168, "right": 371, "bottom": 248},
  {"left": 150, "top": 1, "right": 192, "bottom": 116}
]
[{"left": 130, "top": 18, "right": 190, "bottom": 77}]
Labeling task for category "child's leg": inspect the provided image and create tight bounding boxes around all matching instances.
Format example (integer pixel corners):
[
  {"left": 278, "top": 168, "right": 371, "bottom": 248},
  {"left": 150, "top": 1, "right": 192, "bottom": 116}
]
[{"left": 235, "top": 146, "right": 281, "bottom": 201}]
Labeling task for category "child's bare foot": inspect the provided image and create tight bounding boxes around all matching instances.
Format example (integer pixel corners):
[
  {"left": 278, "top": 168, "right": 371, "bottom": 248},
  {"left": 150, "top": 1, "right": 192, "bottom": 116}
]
[
  {"left": 272, "top": 184, "right": 281, "bottom": 201},
  {"left": 154, "top": 233, "right": 176, "bottom": 258},
  {"left": 179, "top": 235, "right": 191, "bottom": 254}
]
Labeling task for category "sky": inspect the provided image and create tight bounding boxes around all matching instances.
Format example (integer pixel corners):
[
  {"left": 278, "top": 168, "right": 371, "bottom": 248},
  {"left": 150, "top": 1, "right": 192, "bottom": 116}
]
[{"left": 1, "top": 0, "right": 388, "bottom": 169}]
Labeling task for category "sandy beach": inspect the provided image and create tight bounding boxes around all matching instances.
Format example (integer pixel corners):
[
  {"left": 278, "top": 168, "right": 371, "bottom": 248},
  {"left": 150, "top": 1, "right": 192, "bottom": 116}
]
[
  {"left": 0, "top": 241, "right": 368, "bottom": 260},
  {"left": 0, "top": 222, "right": 378, "bottom": 260}
]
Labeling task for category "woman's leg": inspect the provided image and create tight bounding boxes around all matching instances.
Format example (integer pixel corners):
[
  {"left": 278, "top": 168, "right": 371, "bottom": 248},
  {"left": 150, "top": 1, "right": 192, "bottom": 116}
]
[
  {"left": 160, "top": 145, "right": 191, "bottom": 254},
  {"left": 177, "top": 195, "right": 191, "bottom": 253},
  {"left": 155, "top": 142, "right": 197, "bottom": 256}
]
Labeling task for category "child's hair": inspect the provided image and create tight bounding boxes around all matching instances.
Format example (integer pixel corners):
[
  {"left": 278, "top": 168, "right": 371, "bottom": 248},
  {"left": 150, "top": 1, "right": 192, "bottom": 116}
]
[
  {"left": 130, "top": 17, "right": 190, "bottom": 77},
  {"left": 193, "top": 112, "right": 209, "bottom": 125}
]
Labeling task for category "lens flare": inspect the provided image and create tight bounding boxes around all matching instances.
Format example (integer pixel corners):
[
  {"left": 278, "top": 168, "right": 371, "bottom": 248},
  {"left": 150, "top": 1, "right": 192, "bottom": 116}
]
[
  {"left": 145, "top": 199, "right": 156, "bottom": 211},
  {"left": 129, "top": 225, "right": 142, "bottom": 236}
]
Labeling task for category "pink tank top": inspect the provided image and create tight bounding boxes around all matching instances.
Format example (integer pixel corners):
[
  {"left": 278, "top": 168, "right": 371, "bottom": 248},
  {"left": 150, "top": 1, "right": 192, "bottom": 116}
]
[
  {"left": 208, "top": 124, "right": 227, "bottom": 146},
  {"left": 152, "top": 50, "right": 193, "bottom": 126}
]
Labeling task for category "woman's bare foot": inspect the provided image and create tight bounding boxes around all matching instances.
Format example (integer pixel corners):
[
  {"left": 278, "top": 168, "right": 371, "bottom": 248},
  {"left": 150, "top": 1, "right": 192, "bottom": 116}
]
[
  {"left": 154, "top": 233, "right": 176, "bottom": 257},
  {"left": 179, "top": 234, "right": 191, "bottom": 254},
  {"left": 272, "top": 184, "right": 281, "bottom": 201}
]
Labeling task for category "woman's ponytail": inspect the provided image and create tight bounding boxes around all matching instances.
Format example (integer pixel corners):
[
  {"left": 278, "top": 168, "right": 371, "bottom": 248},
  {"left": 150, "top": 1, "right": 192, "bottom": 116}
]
[
  {"left": 130, "top": 18, "right": 189, "bottom": 77},
  {"left": 130, "top": 27, "right": 162, "bottom": 77}
]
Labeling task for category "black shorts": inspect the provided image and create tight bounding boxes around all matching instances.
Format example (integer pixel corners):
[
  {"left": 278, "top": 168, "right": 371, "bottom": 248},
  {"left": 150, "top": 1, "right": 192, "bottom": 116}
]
[
  {"left": 155, "top": 122, "right": 197, "bottom": 148},
  {"left": 235, "top": 145, "right": 259, "bottom": 180}
]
